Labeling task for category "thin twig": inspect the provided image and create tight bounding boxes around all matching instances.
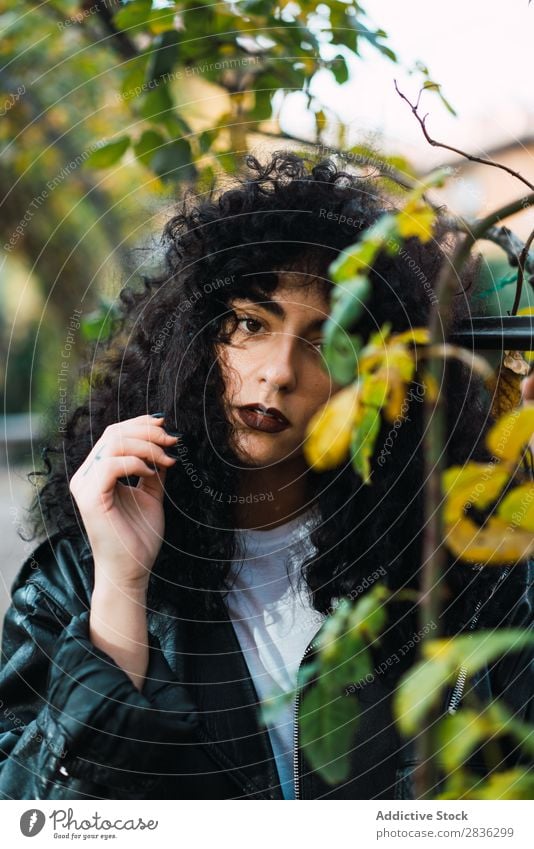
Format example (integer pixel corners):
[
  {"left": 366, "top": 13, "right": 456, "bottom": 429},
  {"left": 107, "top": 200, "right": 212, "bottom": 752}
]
[
  {"left": 511, "top": 223, "right": 534, "bottom": 315},
  {"left": 92, "top": 0, "right": 138, "bottom": 61},
  {"left": 481, "top": 225, "right": 534, "bottom": 275},
  {"left": 419, "top": 345, "right": 494, "bottom": 381},
  {"left": 394, "top": 80, "right": 534, "bottom": 193}
]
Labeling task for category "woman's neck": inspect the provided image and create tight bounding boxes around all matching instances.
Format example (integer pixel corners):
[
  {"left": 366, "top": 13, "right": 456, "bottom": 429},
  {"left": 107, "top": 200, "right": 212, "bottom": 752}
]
[{"left": 235, "top": 458, "right": 315, "bottom": 530}]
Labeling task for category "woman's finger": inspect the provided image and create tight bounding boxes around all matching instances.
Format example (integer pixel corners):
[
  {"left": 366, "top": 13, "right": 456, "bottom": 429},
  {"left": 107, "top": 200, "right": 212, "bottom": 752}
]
[
  {"left": 76, "top": 437, "right": 176, "bottom": 483},
  {"left": 71, "top": 455, "right": 159, "bottom": 504},
  {"left": 93, "top": 436, "right": 177, "bottom": 466},
  {"left": 98, "top": 418, "right": 179, "bottom": 448},
  {"left": 137, "top": 464, "right": 167, "bottom": 501}
]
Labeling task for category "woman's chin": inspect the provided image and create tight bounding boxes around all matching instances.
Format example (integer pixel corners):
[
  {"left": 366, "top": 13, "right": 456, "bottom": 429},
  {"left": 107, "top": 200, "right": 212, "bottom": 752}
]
[{"left": 233, "top": 433, "right": 304, "bottom": 467}]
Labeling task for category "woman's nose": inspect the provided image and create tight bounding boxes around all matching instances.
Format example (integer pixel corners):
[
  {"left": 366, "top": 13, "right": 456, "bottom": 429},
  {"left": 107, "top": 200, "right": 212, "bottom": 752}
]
[{"left": 258, "top": 333, "right": 298, "bottom": 393}]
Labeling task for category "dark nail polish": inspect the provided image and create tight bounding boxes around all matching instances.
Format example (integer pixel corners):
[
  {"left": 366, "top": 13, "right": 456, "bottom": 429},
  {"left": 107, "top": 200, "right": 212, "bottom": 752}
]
[
  {"left": 164, "top": 432, "right": 183, "bottom": 458},
  {"left": 164, "top": 447, "right": 181, "bottom": 459},
  {"left": 151, "top": 411, "right": 165, "bottom": 419}
]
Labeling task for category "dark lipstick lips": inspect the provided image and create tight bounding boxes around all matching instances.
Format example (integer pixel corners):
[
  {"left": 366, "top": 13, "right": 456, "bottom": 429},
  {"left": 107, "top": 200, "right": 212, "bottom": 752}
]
[{"left": 237, "top": 404, "right": 290, "bottom": 433}]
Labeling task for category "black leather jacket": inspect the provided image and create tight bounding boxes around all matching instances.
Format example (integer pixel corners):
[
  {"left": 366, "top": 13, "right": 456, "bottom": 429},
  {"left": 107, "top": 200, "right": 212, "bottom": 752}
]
[{"left": 1, "top": 533, "right": 533, "bottom": 800}]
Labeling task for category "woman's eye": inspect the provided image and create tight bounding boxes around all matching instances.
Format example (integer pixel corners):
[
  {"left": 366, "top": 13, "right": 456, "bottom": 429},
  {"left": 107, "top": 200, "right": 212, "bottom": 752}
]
[{"left": 237, "top": 316, "right": 263, "bottom": 334}]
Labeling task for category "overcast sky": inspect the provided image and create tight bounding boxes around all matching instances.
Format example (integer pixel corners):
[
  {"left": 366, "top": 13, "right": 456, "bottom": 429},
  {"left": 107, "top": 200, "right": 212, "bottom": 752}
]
[{"left": 280, "top": 0, "right": 533, "bottom": 166}]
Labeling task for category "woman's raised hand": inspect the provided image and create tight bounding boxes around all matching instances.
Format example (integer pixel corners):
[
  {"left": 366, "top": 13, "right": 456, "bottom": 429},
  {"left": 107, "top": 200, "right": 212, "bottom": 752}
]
[{"left": 69, "top": 414, "right": 179, "bottom": 592}]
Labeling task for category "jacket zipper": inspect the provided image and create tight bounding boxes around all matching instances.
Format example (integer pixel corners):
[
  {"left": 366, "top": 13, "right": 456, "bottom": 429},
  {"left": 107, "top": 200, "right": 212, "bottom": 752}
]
[
  {"left": 293, "top": 635, "right": 321, "bottom": 800},
  {"left": 446, "top": 566, "right": 511, "bottom": 714},
  {"left": 447, "top": 599, "right": 482, "bottom": 714}
]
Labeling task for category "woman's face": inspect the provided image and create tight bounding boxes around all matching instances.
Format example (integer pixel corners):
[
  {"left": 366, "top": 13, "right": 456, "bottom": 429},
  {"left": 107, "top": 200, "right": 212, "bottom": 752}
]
[{"left": 216, "top": 273, "right": 341, "bottom": 467}]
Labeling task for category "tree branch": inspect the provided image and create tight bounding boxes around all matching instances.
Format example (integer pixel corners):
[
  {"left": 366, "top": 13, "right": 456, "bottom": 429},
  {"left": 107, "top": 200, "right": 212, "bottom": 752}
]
[
  {"left": 394, "top": 80, "right": 534, "bottom": 193},
  {"left": 86, "top": 0, "right": 138, "bottom": 61},
  {"left": 512, "top": 223, "right": 534, "bottom": 314}
]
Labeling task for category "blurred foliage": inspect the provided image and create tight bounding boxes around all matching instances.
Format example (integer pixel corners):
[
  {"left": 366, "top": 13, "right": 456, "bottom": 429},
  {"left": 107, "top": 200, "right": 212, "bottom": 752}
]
[
  {"left": 2, "top": 0, "right": 532, "bottom": 802},
  {"left": 0, "top": 0, "right": 449, "bottom": 413},
  {"left": 299, "top": 169, "right": 534, "bottom": 795}
]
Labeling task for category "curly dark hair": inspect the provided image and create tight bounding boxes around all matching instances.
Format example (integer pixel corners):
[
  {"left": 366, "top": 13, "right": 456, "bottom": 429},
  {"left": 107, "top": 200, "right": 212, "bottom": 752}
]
[{"left": 25, "top": 149, "right": 522, "bottom": 658}]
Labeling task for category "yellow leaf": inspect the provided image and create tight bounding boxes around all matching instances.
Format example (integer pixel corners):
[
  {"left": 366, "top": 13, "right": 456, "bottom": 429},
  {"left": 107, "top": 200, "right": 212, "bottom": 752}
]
[
  {"left": 351, "top": 405, "right": 381, "bottom": 484},
  {"left": 360, "top": 373, "right": 389, "bottom": 409},
  {"left": 392, "top": 348, "right": 417, "bottom": 382},
  {"left": 384, "top": 377, "right": 407, "bottom": 422},
  {"left": 359, "top": 346, "right": 414, "bottom": 383},
  {"left": 486, "top": 405, "right": 534, "bottom": 462},
  {"left": 518, "top": 306, "right": 534, "bottom": 363},
  {"left": 444, "top": 516, "right": 534, "bottom": 564},
  {"left": 498, "top": 483, "right": 534, "bottom": 531},
  {"left": 367, "top": 323, "right": 392, "bottom": 348},
  {"left": 304, "top": 383, "right": 361, "bottom": 471},
  {"left": 391, "top": 327, "right": 430, "bottom": 346},
  {"left": 488, "top": 362, "right": 523, "bottom": 419},
  {"left": 469, "top": 769, "right": 534, "bottom": 800},
  {"left": 396, "top": 201, "right": 436, "bottom": 243},
  {"left": 442, "top": 463, "right": 509, "bottom": 525},
  {"left": 421, "top": 372, "right": 439, "bottom": 402},
  {"left": 422, "top": 638, "right": 455, "bottom": 662}
]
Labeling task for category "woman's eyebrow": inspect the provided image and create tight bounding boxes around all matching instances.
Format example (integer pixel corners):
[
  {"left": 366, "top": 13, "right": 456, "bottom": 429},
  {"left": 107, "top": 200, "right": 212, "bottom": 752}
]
[{"left": 232, "top": 296, "right": 327, "bottom": 332}]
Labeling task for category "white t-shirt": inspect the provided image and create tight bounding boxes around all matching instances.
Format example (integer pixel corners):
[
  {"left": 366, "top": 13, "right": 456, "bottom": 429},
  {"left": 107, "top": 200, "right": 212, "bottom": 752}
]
[{"left": 225, "top": 505, "right": 324, "bottom": 799}]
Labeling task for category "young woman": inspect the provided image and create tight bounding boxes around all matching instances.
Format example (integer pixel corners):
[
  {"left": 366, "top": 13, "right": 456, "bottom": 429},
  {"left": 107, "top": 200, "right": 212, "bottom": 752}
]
[{"left": 1, "top": 151, "right": 532, "bottom": 800}]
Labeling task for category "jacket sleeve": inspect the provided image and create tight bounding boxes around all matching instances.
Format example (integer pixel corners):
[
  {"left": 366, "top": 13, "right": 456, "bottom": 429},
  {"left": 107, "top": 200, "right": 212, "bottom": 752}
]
[{"left": 0, "top": 574, "right": 198, "bottom": 800}]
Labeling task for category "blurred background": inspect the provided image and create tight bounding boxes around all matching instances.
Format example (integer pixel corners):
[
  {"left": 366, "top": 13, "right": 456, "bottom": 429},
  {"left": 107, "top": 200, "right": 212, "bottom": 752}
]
[{"left": 1, "top": 0, "right": 534, "bottom": 620}]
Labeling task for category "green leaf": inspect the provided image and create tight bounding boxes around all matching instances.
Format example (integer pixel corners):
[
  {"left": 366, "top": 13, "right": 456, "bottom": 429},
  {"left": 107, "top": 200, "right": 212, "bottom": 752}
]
[
  {"left": 248, "top": 87, "right": 273, "bottom": 122},
  {"left": 438, "top": 701, "right": 534, "bottom": 773},
  {"left": 113, "top": 0, "right": 152, "bottom": 34},
  {"left": 328, "top": 276, "right": 371, "bottom": 331},
  {"left": 151, "top": 138, "right": 196, "bottom": 183},
  {"left": 329, "top": 214, "right": 398, "bottom": 283},
  {"left": 323, "top": 335, "right": 358, "bottom": 384},
  {"left": 348, "top": 586, "right": 389, "bottom": 640},
  {"left": 315, "top": 586, "right": 388, "bottom": 680},
  {"left": 355, "top": 22, "right": 397, "bottom": 62},
  {"left": 121, "top": 53, "right": 151, "bottom": 100},
  {"left": 197, "top": 164, "right": 217, "bottom": 192},
  {"left": 198, "top": 129, "right": 218, "bottom": 155},
  {"left": 138, "top": 84, "right": 173, "bottom": 123},
  {"left": 350, "top": 404, "right": 381, "bottom": 484},
  {"left": 437, "top": 769, "right": 534, "bottom": 801},
  {"left": 395, "top": 630, "right": 534, "bottom": 736},
  {"left": 145, "top": 30, "right": 180, "bottom": 81},
  {"left": 438, "top": 710, "right": 493, "bottom": 773},
  {"left": 81, "top": 301, "right": 121, "bottom": 342},
  {"left": 219, "top": 150, "right": 239, "bottom": 174},
  {"left": 146, "top": 5, "right": 177, "bottom": 34},
  {"left": 133, "top": 130, "right": 165, "bottom": 167},
  {"left": 300, "top": 683, "right": 361, "bottom": 785},
  {"left": 322, "top": 322, "right": 361, "bottom": 385},
  {"left": 84, "top": 136, "right": 130, "bottom": 169},
  {"left": 241, "top": 0, "right": 272, "bottom": 14},
  {"left": 330, "top": 53, "right": 349, "bottom": 85},
  {"left": 160, "top": 112, "right": 192, "bottom": 140}
]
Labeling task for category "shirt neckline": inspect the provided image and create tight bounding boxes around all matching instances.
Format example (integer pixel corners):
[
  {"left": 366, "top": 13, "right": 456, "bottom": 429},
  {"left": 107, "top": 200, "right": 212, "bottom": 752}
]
[{"left": 234, "top": 504, "right": 320, "bottom": 553}]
